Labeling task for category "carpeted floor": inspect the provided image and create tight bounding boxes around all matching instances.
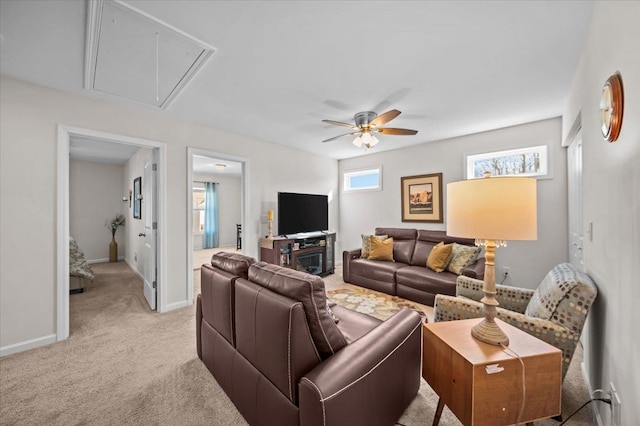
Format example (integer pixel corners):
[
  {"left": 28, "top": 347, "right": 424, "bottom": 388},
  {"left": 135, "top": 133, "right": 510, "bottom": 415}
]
[{"left": 0, "top": 263, "right": 594, "bottom": 425}]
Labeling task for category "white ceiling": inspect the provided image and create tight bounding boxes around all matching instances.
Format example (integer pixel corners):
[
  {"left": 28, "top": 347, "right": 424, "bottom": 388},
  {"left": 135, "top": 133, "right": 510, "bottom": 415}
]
[
  {"left": 70, "top": 135, "right": 140, "bottom": 164},
  {"left": 193, "top": 155, "right": 242, "bottom": 177},
  {"left": 0, "top": 1, "right": 594, "bottom": 160}
]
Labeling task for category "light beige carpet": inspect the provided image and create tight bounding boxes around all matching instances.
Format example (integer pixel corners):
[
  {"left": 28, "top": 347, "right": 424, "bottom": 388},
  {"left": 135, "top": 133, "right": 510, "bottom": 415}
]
[{"left": 0, "top": 263, "right": 594, "bottom": 425}]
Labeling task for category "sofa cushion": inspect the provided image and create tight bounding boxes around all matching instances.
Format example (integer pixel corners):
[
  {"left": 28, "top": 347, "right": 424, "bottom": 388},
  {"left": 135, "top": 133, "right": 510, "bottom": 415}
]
[
  {"left": 426, "top": 242, "right": 453, "bottom": 272},
  {"left": 410, "top": 240, "right": 437, "bottom": 266},
  {"left": 396, "top": 266, "right": 458, "bottom": 298},
  {"left": 410, "top": 230, "right": 477, "bottom": 266},
  {"left": 375, "top": 228, "right": 417, "bottom": 264},
  {"left": 350, "top": 257, "right": 407, "bottom": 283},
  {"left": 248, "top": 262, "right": 347, "bottom": 359},
  {"left": 525, "top": 262, "right": 593, "bottom": 321},
  {"left": 361, "top": 234, "right": 388, "bottom": 259},
  {"left": 211, "top": 251, "right": 255, "bottom": 278},
  {"left": 446, "top": 243, "right": 481, "bottom": 275},
  {"left": 331, "top": 304, "right": 382, "bottom": 344},
  {"left": 369, "top": 237, "right": 394, "bottom": 261}
]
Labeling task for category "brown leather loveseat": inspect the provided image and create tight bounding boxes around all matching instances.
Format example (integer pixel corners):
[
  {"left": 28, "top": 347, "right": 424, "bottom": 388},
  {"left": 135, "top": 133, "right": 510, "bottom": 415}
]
[
  {"left": 343, "top": 228, "right": 485, "bottom": 306},
  {"left": 197, "top": 252, "right": 423, "bottom": 426}
]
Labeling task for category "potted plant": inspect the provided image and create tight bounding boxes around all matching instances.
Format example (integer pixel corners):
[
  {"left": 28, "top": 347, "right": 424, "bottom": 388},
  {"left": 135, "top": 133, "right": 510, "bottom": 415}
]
[{"left": 107, "top": 214, "right": 125, "bottom": 262}]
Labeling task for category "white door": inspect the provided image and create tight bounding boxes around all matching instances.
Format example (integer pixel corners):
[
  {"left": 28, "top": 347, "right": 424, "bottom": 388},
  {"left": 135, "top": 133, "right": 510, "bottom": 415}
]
[
  {"left": 567, "top": 130, "right": 584, "bottom": 271},
  {"left": 142, "top": 153, "right": 157, "bottom": 310}
]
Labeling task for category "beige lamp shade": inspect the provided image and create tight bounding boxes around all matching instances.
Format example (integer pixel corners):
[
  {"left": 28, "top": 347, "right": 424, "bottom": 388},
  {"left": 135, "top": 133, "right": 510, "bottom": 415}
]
[{"left": 447, "top": 176, "right": 537, "bottom": 241}]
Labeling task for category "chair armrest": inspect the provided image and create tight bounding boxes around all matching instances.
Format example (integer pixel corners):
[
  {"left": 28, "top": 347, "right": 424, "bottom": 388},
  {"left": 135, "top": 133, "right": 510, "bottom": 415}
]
[
  {"left": 299, "top": 309, "right": 422, "bottom": 426},
  {"left": 434, "top": 294, "right": 575, "bottom": 379},
  {"left": 461, "top": 256, "right": 485, "bottom": 279},
  {"left": 494, "top": 283, "right": 535, "bottom": 314},
  {"left": 342, "top": 248, "right": 362, "bottom": 283},
  {"left": 455, "top": 275, "right": 534, "bottom": 314}
]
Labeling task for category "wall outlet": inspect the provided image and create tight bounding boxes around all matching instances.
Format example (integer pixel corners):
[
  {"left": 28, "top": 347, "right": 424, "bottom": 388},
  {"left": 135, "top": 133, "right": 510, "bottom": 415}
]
[
  {"left": 610, "top": 382, "right": 621, "bottom": 426},
  {"left": 134, "top": 252, "right": 138, "bottom": 262}
]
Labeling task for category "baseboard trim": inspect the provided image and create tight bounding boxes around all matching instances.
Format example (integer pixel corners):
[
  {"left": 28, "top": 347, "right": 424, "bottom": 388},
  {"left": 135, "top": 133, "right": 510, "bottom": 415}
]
[
  {"left": 124, "top": 259, "right": 144, "bottom": 280},
  {"left": 165, "top": 300, "right": 190, "bottom": 312},
  {"left": 581, "top": 361, "right": 604, "bottom": 426},
  {"left": 88, "top": 257, "right": 125, "bottom": 264},
  {"left": 0, "top": 334, "right": 57, "bottom": 357}
]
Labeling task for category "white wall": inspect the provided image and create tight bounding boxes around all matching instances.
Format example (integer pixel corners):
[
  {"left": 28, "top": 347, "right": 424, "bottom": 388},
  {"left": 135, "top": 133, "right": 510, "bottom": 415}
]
[
  {"left": 193, "top": 172, "right": 241, "bottom": 248},
  {"left": 123, "top": 148, "right": 152, "bottom": 275},
  {"left": 339, "top": 117, "right": 568, "bottom": 290},
  {"left": 562, "top": 2, "right": 640, "bottom": 425},
  {"left": 70, "top": 160, "right": 126, "bottom": 262},
  {"left": 0, "top": 77, "right": 338, "bottom": 351}
]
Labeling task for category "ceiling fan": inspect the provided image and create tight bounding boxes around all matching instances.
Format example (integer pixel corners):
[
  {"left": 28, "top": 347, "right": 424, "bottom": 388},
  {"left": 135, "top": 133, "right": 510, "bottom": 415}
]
[{"left": 322, "top": 109, "right": 418, "bottom": 148}]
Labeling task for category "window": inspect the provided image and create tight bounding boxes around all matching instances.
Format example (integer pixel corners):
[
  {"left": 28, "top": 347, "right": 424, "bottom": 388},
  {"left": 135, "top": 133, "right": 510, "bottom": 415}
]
[
  {"left": 193, "top": 186, "right": 205, "bottom": 233},
  {"left": 343, "top": 167, "right": 382, "bottom": 192},
  {"left": 466, "top": 145, "right": 550, "bottom": 179}
]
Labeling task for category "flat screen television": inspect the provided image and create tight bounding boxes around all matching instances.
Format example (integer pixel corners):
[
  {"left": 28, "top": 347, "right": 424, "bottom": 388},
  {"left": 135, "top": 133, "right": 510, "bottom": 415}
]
[{"left": 278, "top": 192, "right": 328, "bottom": 235}]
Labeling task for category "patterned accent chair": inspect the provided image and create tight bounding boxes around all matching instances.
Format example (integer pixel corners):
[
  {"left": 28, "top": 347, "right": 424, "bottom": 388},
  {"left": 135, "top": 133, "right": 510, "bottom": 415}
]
[{"left": 434, "top": 263, "right": 597, "bottom": 381}]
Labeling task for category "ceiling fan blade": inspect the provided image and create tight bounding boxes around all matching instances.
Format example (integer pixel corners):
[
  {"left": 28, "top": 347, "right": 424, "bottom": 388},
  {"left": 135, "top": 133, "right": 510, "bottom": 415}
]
[
  {"left": 375, "top": 128, "right": 418, "bottom": 136},
  {"left": 369, "top": 109, "right": 401, "bottom": 127},
  {"left": 322, "top": 119, "right": 358, "bottom": 130},
  {"left": 321, "top": 131, "right": 360, "bottom": 143}
]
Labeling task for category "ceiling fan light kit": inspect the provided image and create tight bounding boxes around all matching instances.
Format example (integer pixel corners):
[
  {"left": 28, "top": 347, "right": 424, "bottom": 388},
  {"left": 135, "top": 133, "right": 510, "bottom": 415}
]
[
  {"left": 322, "top": 109, "right": 418, "bottom": 148},
  {"left": 353, "top": 131, "right": 379, "bottom": 149}
]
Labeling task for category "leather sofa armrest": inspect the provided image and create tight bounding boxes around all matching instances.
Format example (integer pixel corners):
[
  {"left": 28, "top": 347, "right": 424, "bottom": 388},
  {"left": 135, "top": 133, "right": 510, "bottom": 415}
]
[
  {"left": 461, "top": 256, "right": 485, "bottom": 279},
  {"left": 342, "top": 248, "right": 362, "bottom": 283},
  {"left": 299, "top": 309, "right": 422, "bottom": 426},
  {"left": 196, "top": 294, "right": 202, "bottom": 360}
]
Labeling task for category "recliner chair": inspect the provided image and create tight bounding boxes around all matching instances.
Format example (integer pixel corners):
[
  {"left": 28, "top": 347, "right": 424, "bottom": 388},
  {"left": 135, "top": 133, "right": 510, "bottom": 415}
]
[{"left": 197, "top": 252, "right": 423, "bottom": 426}]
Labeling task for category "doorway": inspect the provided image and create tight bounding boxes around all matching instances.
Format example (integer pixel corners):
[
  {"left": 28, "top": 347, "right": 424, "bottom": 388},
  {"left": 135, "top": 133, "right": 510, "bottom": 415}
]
[
  {"left": 568, "top": 129, "right": 584, "bottom": 271},
  {"left": 57, "top": 125, "right": 167, "bottom": 342},
  {"left": 186, "top": 148, "right": 248, "bottom": 304}
]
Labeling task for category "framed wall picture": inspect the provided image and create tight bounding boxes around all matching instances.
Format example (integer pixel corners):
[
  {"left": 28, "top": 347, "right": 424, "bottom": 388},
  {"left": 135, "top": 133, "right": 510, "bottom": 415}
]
[
  {"left": 133, "top": 177, "right": 142, "bottom": 219},
  {"left": 401, "top": 173, "right": 443, "bottom": 223}
]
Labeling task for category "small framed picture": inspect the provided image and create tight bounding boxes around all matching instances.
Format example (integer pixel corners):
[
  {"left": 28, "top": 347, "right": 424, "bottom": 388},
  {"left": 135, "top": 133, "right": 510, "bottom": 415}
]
[
  {"left": 133, "top": 177, "right": 142, "bottom": 219},
  {"left": 401, "top": 173, "right": 443, "bottom": 223}
]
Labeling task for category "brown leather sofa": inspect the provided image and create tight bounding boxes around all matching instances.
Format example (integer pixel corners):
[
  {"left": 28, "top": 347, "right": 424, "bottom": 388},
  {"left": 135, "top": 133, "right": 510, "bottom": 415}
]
[
  {"left": 197, "top": 252, "right": 423, "bottom": 426},
  {"left": 343, "top": 228, "right": 485, "bottom": 306}
]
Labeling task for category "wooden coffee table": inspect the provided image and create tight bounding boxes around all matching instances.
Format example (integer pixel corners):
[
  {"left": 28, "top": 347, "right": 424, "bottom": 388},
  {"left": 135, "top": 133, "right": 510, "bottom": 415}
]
[{"left": 422, "top": 318, "right": 562, "bottom": 426}]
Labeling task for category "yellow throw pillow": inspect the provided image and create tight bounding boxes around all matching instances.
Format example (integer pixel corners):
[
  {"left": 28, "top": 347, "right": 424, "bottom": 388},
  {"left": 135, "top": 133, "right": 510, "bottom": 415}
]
[
  {"left": 368, "top": 237, "right": 394, "bottom": 261},
  {"left": 426, "top": 242, "right": 454, "bottom": 273},
  {"left": 361, "top": 234, "right": 388, "bottom": 258}
]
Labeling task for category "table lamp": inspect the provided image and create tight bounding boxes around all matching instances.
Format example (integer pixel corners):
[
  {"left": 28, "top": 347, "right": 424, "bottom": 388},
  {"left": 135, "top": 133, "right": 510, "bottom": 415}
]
[
  {"left": 447, "top": 172, "right": 537, "bottom": 346},
  {"left": 267, "top": 210, "right": 274, "bottom": 239}
]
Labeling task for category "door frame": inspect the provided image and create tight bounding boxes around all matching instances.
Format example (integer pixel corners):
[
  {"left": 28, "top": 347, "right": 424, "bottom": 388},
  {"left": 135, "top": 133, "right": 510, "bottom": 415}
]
[
  {"left": 567, "top": 128, "right": 584, "bottom": 271},
  {"left": 186, "top": 147, "right": 249, "bottom": 304},
  {"left": 142, "top": 153, "right": 158, "bottom": 310},
  {"left": 56, "top": 125, "right": 167, "bottom": 342}
]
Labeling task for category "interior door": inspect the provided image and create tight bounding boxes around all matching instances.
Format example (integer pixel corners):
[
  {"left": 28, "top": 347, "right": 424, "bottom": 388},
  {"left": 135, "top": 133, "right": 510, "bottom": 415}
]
[
  {"left": 142, "top": 152, "right": 157, "bottom": 310},
  {"left": 568, "top": 130, "right": 584, "bottom": 271}
]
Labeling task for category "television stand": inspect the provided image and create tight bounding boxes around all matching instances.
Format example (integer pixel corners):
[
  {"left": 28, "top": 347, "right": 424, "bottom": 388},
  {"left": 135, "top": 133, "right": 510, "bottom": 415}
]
[{"left": 259, "top": 232, "right": 335, "bottom": 276}]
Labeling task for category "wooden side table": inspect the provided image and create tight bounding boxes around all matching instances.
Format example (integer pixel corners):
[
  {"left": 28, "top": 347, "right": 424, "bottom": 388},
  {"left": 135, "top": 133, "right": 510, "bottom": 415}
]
[{"left": 422, "top": 318, "right": 562, "bottom": 426}]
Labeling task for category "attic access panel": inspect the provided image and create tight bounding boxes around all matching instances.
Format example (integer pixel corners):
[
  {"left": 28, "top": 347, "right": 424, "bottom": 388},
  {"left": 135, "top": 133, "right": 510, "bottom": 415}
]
[{"left": 85, "top": 0, "right": 215, "bottom": 108}]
